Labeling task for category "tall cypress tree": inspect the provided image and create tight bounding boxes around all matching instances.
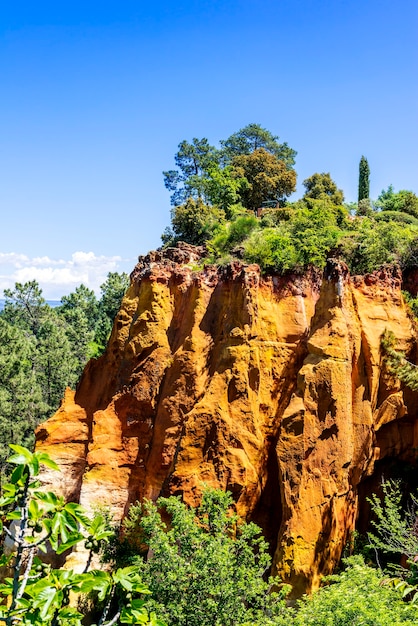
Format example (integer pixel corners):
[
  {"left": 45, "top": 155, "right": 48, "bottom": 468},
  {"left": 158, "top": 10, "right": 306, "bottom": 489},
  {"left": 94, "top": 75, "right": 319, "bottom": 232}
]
[{"left": 358, "top": 155, "right": 370, "bottom": 202}]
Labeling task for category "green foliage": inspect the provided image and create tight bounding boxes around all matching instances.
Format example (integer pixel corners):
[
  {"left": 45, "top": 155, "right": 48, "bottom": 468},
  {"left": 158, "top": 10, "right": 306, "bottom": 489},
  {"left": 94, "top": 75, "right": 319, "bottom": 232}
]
[
  {"left": 358, "top": 155, "right": 370, "bottom": 203},
  {"left": 94, "top": 272, "right": 130, "bottom": 349},
  {"left": 162, "top": 124, "right": 296, "bottom": 225},
  {"left": 367, "top": 479, "right": 418, "bottom": 563},
  {"left": 341, "top": 218, "right": 418, "bottom": 275},
  {"left": 357, "top": 198, "right": 373, "bottom": 216},
  {"left": 0, "top": 445, "right": 164, "bottom": 626},
  {"left": 162, "top": 197, "right": 226, "bottom": 247},
  {"left": 0, "top": 320, "right": 44, "bottom": 477},
  {"left": 200, "top": 165, "right": 249, "bottom": 215},
  {"left": 161, "top": 127, "right": 418, "bottom": 281},
  {"left": 403, "top": 291, "right": 418, "bottom": 319},
  {"left": 289, "top": 200, "right": 344, "bottom": 268},
  {"left": 242, "top": 226, "right": 299, "bottom": 273},
  {"left": 209, "top": 214, "right": 259, "bottom": 257},
  {"left": 375, "top": 210, "right": 418, "bottom": 226},
  {"left": 2, "top": 282, "right": 47, "bottom": 336},
  {"left": 231, "top": 148, "right": 297, "bottom": 210},
  {"left": 0, "top": 274, "right": 129, "bottom": 472},
  {"left": 119, "top": 489, "right": 288, "bottom": 626},
  {"left": 220, "top": 123, "right": 297, "bottom": 169},
  {"left": 286, "top": 556, "right": 418, "bottom": 625},
  {"left": 303, "top": 172, "right": 344, "bottom": 205},
  {"left": 238, "top": 199, "right": 344, "bottom": 273},
  {"left": 163, "top": 138, "right": 219, "bottom": 206},
  {"left": 380, "top": 329, "right": 418, "bottom": 392},
  {"left": 375, "top": 186, "right": 418, "bottom": 218}
]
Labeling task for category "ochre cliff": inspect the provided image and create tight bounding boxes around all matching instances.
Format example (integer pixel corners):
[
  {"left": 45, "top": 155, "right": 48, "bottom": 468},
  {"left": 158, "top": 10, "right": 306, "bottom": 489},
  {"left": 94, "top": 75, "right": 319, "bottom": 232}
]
[{"left": 35, "top": 244, "right": 418, "bottom": 593}]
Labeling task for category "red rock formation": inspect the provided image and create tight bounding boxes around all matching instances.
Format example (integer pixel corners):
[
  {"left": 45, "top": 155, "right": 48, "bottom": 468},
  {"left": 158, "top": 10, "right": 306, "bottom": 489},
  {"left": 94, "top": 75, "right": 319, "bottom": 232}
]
[{"left": 35, "top": 245, "right": 418, "bottom": 592}]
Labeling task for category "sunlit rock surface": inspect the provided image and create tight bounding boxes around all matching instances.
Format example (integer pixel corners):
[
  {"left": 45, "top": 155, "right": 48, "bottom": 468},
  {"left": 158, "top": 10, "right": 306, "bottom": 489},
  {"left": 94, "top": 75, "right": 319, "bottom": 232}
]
[{"left": 36, "top": 244, "right": 418, "bottom": 592}]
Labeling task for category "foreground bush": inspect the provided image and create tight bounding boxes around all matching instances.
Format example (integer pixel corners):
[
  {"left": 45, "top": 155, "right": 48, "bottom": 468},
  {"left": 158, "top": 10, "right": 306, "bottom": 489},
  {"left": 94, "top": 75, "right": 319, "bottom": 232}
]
[
  {"left": 290, "top": 556, "right": 418, "bottom": 625},
  {"left": 118, "top": 489, "right": 288, "bottom": 626},
  {"left": 259, "top": 556, "right": 418, "bottom": 626}
]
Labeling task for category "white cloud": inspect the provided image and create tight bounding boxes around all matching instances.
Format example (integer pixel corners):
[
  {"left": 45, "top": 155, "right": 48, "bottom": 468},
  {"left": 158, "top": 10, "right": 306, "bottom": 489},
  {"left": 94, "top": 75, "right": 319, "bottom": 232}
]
[{"left": 0, "top": 251, "right": 133, "bottom": 300}]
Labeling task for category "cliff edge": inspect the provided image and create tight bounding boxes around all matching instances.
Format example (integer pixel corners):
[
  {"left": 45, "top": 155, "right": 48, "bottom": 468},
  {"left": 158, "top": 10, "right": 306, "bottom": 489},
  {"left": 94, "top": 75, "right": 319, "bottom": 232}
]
[{"left": 35, "top": 244, "right": 418, "bottom": 593}]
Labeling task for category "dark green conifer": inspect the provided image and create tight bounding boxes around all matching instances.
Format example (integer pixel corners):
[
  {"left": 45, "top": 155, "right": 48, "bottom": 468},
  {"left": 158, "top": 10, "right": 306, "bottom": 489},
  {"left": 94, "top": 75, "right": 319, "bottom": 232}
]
[{"left": 358, "top": 155, "right": 370, "bottom": 203}]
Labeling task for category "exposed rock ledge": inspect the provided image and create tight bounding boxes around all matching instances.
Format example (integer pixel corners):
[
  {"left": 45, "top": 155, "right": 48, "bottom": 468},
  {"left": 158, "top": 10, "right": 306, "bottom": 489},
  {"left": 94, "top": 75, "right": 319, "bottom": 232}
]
[{"left": 36, "top": 244, "right": 418, "bottom": 594}]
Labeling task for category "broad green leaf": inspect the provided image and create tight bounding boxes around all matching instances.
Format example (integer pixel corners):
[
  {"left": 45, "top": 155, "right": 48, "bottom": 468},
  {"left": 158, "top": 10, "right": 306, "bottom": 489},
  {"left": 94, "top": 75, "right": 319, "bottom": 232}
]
[
  {"left": 35, "top": 452, "right": 59, "bottom": 471},
  {"left": 63, "top": 501, "right": 91, "bottom": 526},
  {"left": 29, "top": 454, "right": 40, "bottom": 476},
  {"left": 56, "top": 532, "right": 85, "bottom": 555},
  {"left": 11, "top": 464, "right": 25, "bottom": 483},
  {"left": 9, "top": 444, "right": 33, "bottom": 463},
  {"left": 80, "top": 570, "right": 112, "bottom": 601},
  {"left": 29, "top": 498, "right": 40, "bottom": 519}
]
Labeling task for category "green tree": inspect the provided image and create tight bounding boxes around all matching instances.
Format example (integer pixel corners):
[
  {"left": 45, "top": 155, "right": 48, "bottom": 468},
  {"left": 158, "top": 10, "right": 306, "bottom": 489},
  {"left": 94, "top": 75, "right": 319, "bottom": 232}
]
[
  {"left": 303, "top": 172, "right": 344, "bottom": 205},
  {"left": 375, "top": 185, "right": 418, "bottom": 218},
  {"left": 2, "top": 282, "right": 47, "bottom": 337},
  {"left": 119, "top": 489, "right": 287, "bottom": 626},
  {"left": 200, "top": 164, "right": 248, "bottom": 216},
  {"left": 36, "top": 311, "right": 78, "bottom": 412},
  {"left": 220, "top": 123, "right": 297, "bottom": 169},
  {"left": 0, "top": 445, "right": 165, "bottom": 626},
  {"left": 368, "top": 478, "right": 418, "bottom": 563},
  {"left": 0, "top": 321, "right": 44, "bottom": 480},
  {"left": 358, "top": 155, "right": 370, "bottom": 203},
  {"left": 209, "top": 214, "right": 259, "bottom": 258},
  {"left": 95, "top": 272, "right": 130, "bottom": 349},
  {"left": 163, "top": 138, "right": 219, "bottom": 206},
  {"left": 59, "top": 284, "right": 98, "bottom": 333},
  {"left": 231, "top": 148, "right": 297, "bottom": 210},
  {"left": 242, "top": 226, "right": 299, "bottom": 273},
  {"left": 341, "top": 218, "right": 418, "bottom": 274},
  {"left": 58, "top": 285, "right": 99, "bottom": 374}
]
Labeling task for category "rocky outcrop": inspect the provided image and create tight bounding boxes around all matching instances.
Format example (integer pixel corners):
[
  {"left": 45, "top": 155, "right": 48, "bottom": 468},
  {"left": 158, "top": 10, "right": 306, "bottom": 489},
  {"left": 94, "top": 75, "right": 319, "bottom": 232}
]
[{"left": 36, "top": 244, "right": 418, "bottom": 592}]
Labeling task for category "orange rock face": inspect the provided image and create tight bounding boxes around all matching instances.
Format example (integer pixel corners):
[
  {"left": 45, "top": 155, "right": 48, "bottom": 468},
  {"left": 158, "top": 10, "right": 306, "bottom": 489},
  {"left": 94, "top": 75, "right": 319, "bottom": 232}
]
[{"left": 35, "top": 245, "right": 418, "bottom": 592}]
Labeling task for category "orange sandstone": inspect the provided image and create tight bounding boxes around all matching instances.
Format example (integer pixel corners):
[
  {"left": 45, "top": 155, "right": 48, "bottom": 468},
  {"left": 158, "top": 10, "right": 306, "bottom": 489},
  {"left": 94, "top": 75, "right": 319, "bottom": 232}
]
[{"left": 36, "top": 245, "right": 418, "bottom": 592}]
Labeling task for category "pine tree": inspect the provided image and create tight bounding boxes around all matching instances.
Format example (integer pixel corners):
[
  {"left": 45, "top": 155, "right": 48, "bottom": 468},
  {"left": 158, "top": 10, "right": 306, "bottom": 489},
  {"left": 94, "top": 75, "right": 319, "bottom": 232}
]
[{"left": 358, "top": 155, "right": 370, "bottom": 203}]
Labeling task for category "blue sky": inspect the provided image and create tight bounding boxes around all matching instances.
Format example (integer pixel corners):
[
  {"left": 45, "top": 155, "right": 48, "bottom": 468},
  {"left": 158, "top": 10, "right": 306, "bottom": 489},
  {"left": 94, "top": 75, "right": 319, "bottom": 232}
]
[{"left": 1, "top": 0, "right": 417, "bottom": 298}]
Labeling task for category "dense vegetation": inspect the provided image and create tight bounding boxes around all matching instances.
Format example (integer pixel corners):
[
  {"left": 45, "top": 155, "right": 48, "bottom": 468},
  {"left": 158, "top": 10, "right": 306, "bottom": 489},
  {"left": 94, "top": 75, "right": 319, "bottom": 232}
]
[
  {"left": 2, "top": 446, "right": 418, "bottom": 625},
  {"left": 0, "top": 272, "right": 129, "bottom": 477},
  {"left": 162, "top": 124, "right": 418, "bottom": 279}
]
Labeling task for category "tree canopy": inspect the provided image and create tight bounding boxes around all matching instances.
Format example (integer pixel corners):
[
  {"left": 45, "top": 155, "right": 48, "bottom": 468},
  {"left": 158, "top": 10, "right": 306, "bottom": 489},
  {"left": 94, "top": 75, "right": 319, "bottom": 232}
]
[
  {"left": 220, "top": 122, "right": 297, "bottom": 168},
  {"left": 231, "top": 148, "right": 297, "bottom": 210},
  {"left": 303, "top": 172, "right": 344, "bottom": 205},
  {"left": 162, "top": 124, "right": 297, "bottom": 212}
]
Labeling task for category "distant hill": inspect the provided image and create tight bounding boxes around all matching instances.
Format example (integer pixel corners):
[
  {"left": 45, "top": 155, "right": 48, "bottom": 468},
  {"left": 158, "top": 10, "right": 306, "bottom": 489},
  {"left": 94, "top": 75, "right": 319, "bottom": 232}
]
[{"left": 0, "top": 299, "right": 61, "bottom": 312}]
